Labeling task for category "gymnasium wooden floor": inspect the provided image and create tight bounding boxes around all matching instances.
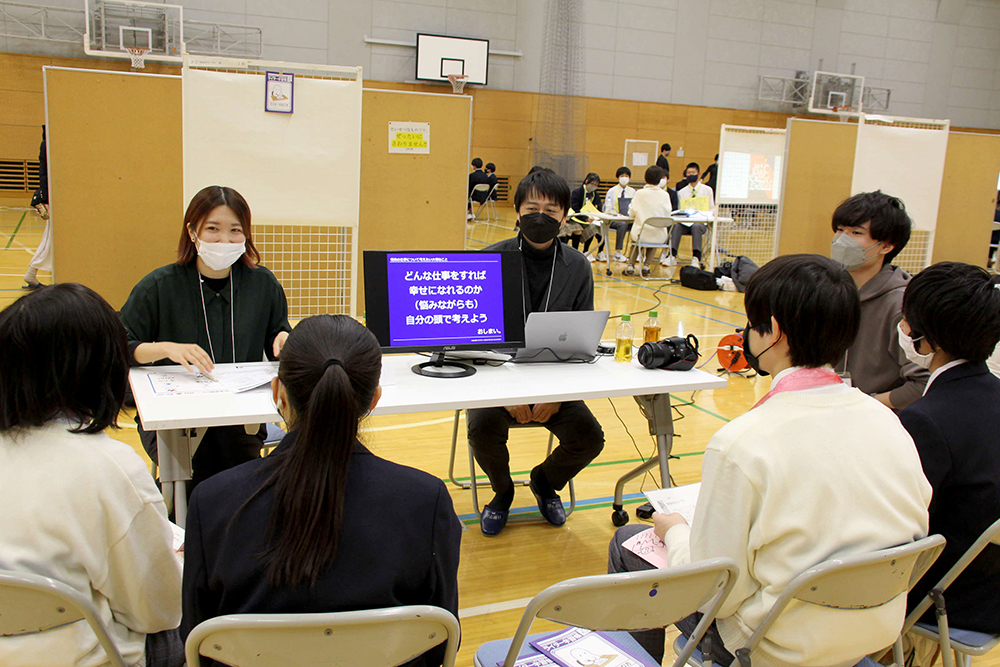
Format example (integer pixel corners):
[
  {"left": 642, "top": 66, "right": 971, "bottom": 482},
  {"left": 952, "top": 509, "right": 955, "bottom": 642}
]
[{"left": 2, "top": 203, "right": 996, "bottom": 667}]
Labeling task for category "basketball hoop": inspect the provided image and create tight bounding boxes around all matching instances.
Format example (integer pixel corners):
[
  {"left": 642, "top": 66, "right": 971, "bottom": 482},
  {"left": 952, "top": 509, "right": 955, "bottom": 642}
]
[
  {"left": 832, "top": 106, "right": 856, "bottom": 114},
  {"left": 447, "top": 74, "right": 469, "bottom": 94},
  {"left": 124, "top": 46, "right": 150, "bottom": 69}
]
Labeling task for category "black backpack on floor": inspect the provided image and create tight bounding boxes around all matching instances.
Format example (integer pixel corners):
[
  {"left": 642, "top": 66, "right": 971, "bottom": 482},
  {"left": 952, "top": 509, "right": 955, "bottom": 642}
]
[{"left": 679, "top": 265, "right": 718, "bottom": 291}]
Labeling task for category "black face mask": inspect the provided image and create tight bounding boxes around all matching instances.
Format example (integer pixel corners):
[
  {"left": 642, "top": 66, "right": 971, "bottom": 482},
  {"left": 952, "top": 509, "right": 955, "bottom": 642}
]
[
  {"left": 742, "top": 322, "right": 779, "bottom": 377},
  {"left": 519, "top": 212, "right": 562, "bottom": 245},
  {"left": 686, "top": 173, "right": 699, "bottom": 183}
]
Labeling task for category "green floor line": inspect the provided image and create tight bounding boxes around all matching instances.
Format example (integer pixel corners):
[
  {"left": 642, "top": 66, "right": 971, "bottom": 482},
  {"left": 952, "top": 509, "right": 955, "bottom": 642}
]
[
  {"left": 460, "top": 497, "right": 649, "bottom": 525},
  {"left": 669, "top": 394, "right": 731, "bottom": 423},
  {"left": 5, "top": 212, "right": 26, "bottom": 250}
]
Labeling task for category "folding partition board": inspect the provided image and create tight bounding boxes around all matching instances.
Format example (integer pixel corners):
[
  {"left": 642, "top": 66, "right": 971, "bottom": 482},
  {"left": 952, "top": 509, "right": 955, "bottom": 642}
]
[
  {"left": 43, "top": 67, "right": 183, "bottom": 309},
  {"left": 777, "top": 119, "right": 856, "bottom": 257},
  {"left": 357, "top": 89, "right": 471, "bottom": 315},
  {"left": 716, "top": 125, "right": 786, "bottom": 266},
  {"left": 851, "top": 115, "right": 949, "bottom": 274},
  {"left": 183, "top": 58, "right": 363, "bottom": 317},
  {"left": 933, "top": 131, "right": 1000, "bottom": 266}
]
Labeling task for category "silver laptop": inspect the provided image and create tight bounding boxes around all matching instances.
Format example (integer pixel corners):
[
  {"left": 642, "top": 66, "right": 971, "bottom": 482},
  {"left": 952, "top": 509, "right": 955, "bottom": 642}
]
[{"left": 511, "top": 311, "right": 611, "bottom": 363}]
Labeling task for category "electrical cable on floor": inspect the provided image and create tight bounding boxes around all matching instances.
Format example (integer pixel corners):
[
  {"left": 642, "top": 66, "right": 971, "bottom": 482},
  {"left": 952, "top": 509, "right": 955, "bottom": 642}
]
[
  {"left": 608, "top": 280, "right": 677, "bottom": 320},
  {"left": 607, "top": 396, "right": 657, "bottom": 491}
]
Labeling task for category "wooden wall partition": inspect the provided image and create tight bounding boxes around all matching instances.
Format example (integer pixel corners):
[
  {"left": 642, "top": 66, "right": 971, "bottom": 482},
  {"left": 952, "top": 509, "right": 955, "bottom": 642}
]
[
  {"left": 45, "top": 68, "right": 183, "bottom": 309},
  {"left": 357, "top": 88, "right": 471, "bottom": 313},
  {"left": 778, "top": 119, "right": 857, "bottom": 257},
  {"left": 933, "top": 132, "right": 1000, "bottom": 266}
]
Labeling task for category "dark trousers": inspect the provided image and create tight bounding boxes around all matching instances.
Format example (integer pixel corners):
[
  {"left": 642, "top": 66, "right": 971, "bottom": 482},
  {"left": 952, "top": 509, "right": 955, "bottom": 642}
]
[
  {"left": 467, "top": 400, "right": 604, "bottom": 493},
  {"left": 137, "top": 418, "right": 264, "bottom": 494},
  {"left": 608, "top": 524, "right": 735, "bottom": 665}
]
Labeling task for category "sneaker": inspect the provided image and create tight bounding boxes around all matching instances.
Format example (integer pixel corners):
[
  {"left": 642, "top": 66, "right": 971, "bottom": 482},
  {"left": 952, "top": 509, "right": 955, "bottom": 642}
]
[
  {"left": 624, "top": 264, "right": 636, "bottom": 276},
  {"left": 641, "top": 264, "right": 651, "bottom": 277},
  {"left": 662, "top": 254, "right": 677, "bottom": 267},
  {"left": 690, "top": 257, "right": 701, "bottom": 268},
  {"left": 612, "top": 251, "right": 627, "bottom": 263},
  {"left": 466, "top": 212, "right": 474, "bottom": 221},
  {"left": 596, "top": 251, "right": 607, "bottom": 262},
  {"left": 587, "top": 253, "right": 596, "bottom": 263}
]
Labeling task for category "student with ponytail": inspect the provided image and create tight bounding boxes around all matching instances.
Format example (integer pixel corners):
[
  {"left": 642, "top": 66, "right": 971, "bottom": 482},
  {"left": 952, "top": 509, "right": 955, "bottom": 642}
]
[
  {"left": 181, "top": 315, "right": 462, "bottom": 666},
  {"left": 897, "top": 262, "right": 1000, "bottom": 658}
]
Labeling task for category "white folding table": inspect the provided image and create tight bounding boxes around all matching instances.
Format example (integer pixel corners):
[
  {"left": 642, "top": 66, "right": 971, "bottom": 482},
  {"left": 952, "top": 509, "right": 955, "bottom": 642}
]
[{"left": 131, "top": 355, "right": 726, "bottom": 525}]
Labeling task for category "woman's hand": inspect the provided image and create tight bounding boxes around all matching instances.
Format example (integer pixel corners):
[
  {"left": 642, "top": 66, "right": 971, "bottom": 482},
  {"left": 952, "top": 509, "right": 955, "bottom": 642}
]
[
  {"left": 160, "top": 342, "right": 215, "bottom": 375},
  {"left": 652, "top": 512, "right": 688, "bottom": 542},
  {"left": 272, "top": 331, "right": 289, "bottom": 358}
]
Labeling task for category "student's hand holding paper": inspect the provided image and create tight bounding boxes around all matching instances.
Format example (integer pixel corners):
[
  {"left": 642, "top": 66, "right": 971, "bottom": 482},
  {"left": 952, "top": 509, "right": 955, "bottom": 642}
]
[{"left": 653, "top": 511, "right": 688, "bottom": 541}]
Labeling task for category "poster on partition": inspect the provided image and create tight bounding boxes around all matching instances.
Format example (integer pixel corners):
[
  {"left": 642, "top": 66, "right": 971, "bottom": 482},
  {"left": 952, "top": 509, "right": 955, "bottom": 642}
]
[{"left": 389, "top": 121, "right": 430, "bottom": 154}]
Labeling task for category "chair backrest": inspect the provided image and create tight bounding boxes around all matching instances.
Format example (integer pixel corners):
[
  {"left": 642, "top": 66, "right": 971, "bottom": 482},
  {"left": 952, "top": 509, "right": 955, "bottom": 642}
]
[
  {"left": 0, "top": 569, "right": 128, "bottom": 667},
  {"left": 500, "top": 557, "right": 739, "bottom": 667},
  {"left": 742, "top": 535, "right": 946, "bottom": 658},
  {"left": 185, "top": 605, "right": 461, "bottom": 667},
  {"left": 641, "top": 216, "right": 674, "bottom": 229},
  {"left": 904, "top": 518, "right": 1000, "bottom": 632}
]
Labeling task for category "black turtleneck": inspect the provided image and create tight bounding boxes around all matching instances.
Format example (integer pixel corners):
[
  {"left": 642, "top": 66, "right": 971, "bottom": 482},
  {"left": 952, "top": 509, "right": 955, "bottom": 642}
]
[{"left": 520, "top": 234, "right": 558, "bottom": 313}]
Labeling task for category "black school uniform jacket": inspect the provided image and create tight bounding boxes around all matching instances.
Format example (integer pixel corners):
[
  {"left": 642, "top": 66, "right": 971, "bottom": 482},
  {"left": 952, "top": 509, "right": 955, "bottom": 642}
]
[
  {"left": 899, "top": 362, "right": 1000, "bottom": 632},
  {"left": 181, "top": 434, "right": 463, "bottom": 666}
]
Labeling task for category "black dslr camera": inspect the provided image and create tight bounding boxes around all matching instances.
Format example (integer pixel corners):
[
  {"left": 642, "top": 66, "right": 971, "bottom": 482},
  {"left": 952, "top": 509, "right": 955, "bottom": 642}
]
[{"left": 637, "top": 334, "right": 700, "bottom": 371}]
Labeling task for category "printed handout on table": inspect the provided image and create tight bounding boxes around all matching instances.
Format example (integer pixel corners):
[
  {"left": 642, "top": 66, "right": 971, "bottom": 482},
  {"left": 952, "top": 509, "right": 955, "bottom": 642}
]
[
  {"left": 212, "top": 365, "right": 278, "bottom": 394},
  {"left": 146, "top": 369, "right": 229, "bottom": 396}
]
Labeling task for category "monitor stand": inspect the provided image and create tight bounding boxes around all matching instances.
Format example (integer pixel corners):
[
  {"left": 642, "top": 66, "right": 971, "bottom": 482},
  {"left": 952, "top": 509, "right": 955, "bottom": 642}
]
[{"left": 412, "top": 351, "right": 476, "bottom": 378}]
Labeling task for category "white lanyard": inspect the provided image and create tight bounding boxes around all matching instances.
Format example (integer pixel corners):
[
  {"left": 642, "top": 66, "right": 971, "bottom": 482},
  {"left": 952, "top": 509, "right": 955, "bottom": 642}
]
[
  {"left": 518, "top": 237, "right": 558, "bottom": 319},
  {"left": 198, "top": 273, "right": 236, "bottom": 364}
]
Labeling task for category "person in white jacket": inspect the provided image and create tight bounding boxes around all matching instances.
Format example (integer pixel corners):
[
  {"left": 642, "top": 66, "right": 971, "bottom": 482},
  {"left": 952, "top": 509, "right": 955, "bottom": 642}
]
[
  {"left": 609, "top": 254, "right": 932, "bottom": 667},
  {"left": 0, "top": 283, "right": 182, "bottom": 667}
]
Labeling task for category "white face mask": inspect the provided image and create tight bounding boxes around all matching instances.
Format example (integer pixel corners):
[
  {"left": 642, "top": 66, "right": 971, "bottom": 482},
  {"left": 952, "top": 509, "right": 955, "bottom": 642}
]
[
  {"left": 897, "top": 322, "right": 934, "bottom": 370},
  {"left": 658, "top": 178, "right": 667, "bottom": 188},
  {"left": 619, "top": 176, "right": 629, "bottom": 187},
  {"left": 197, "top": 239, "right": 246, "bottom": 271}
]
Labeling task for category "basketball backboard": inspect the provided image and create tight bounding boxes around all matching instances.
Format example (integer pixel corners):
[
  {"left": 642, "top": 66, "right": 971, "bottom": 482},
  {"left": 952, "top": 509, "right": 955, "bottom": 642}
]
[
  {"left": 84, "top": 0, "right": 183, "bottom": 64},
  {"left": 415, "top": 34, "right": 488, "bottom": 86},
  {"left": 808, "top": 71, "right": 864, "bottom": 116}
]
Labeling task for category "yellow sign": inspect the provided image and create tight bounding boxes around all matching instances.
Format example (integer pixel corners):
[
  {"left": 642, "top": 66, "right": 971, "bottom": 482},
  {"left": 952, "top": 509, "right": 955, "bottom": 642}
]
[
  {"left": 388, "top": 121, "right": 431, "bottom": 154},
  {"left": 680, "top": 195, "right": 711, "bottom": 211}
]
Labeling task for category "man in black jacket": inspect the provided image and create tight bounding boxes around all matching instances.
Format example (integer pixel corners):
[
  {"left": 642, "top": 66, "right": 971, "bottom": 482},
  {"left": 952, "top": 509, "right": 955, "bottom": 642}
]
[
  {"left": 656, "top": 143, "right": 671, "bottom": 181},
  {"left": 898, "top": 262, "right": 1000, "bottom": 649},
  {"left": 468, "top": 157, "right": 490, "bottom": 220},
  {"left": 469, "top": 169, "right": 605, "bottom": 536}
]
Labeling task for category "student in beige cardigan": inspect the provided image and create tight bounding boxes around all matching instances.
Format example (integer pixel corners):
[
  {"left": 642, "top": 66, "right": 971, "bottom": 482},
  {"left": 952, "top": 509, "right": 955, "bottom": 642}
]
[
  {"left": 610, "top": 255, "right": 931, "bottom": 667},
  {"left": 623, "top": 165, "right": 678, "bottom": 277}
]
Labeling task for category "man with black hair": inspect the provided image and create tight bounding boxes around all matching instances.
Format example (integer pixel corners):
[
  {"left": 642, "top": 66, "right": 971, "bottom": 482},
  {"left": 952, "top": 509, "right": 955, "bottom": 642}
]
[
  {"left": 665, "top": 163, "right": 714, "bottom": 269},
  {"left": 897, "top": 262, "right": 1000, "bottom": 654},
  {"left": 701, "top": 154, "right": 719, "bottom": 193},
  {"left": 656, "top": 143, "right": 671, "bottom": 180},
  {"left": 468, "top": 157, "right": 490, "bottom": 220},
  {"left": 603, "top": 166, "right": 636, "bottom": 263},
  {"left": 485, "top": 162, "right": 499, "bottom": 201},
  {"left": 469, "top": 169, "right": 605, "bottom": 537},
  {"left": 609, "top": 254, "right": 931, "bottom": 666},
  {"left": 831, "top": 190, "right": 928, "bottom": 409}
]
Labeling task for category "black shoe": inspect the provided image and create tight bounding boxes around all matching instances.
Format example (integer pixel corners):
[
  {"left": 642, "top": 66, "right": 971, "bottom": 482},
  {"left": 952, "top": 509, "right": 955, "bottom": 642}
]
[
  {"left": 22, "top": 281, "right": 44, "bottom": 290},
  {"left": 480, "top": 506, "right": 509, "bottom": 536},
  {"left": 529, "top": 470, "right": 566, "bottom": 526}
]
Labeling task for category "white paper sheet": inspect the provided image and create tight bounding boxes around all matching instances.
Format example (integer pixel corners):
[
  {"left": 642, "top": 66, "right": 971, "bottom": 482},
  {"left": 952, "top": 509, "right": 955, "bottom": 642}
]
[{"left": 643, "top": 482, "right": 700, "bottom": 525}]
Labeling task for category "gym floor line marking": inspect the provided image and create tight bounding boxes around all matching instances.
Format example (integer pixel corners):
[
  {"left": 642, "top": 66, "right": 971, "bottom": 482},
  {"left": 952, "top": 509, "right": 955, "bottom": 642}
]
[
  {"left": 456, "top": 491, "right": 648, "bottom": 523},
  {"left": 595, "top": 280, "right": 743, "bottom": 329},
  {"left": 600, "top": 273, "right": 748, "bottom": 319},
  {"left": 459, "top": 596, "right": 535, "bottom": 619}
]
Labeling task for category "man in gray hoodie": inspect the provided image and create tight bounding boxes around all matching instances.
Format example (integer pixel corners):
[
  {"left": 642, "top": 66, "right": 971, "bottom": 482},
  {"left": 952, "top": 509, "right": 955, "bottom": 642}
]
[{"left": 830, "top": 191, "right": 929, "bottom": 409}]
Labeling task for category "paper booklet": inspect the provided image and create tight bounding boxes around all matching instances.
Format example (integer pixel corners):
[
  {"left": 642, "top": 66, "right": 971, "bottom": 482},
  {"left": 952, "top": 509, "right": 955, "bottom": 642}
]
[
  {"left": 621, "top": 528, "right": 669, "bottom": 569},
  {"left": 523, "top": 627, "right": 658, "bottom": 667},
  {"left": 643, "top": 482, "right": 700, "bottom": 525}
]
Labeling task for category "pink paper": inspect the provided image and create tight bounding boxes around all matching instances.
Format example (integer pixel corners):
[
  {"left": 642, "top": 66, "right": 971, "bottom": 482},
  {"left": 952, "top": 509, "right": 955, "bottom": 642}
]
[{"left": 621, "top": 527, "right": 670, "bottom": 569}]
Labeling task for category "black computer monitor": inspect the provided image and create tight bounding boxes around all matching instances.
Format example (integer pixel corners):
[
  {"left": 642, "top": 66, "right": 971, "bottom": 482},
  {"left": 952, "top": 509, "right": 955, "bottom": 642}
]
[{"left": 363, "top": 250, "right": 525, "bottom": 377}]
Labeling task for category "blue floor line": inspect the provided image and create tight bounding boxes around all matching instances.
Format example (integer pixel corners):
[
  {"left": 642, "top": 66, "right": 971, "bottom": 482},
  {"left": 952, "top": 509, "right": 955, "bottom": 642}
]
[{"left": 457, "top": 491, "right": 646, "bottom": 522}]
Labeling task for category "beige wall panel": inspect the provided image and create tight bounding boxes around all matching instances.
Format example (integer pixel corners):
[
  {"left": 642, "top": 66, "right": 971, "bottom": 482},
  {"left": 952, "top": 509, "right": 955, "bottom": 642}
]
[
  {"left": 586, "top": 97, "right": 639, "bottom": 128},
  {"left": 686, "top": 106, "right": 735, "bottom": 134},
  {"left": 474, "top": 89, "right": 536, "bottom": 122},
  {"left": 358, "top": 89, "right": 470, "bottom": 314},
  {"left": 0, "top": 91, "right": 44, "bottom": 126},
  {"left": 637, "top": 102, "right": 689, "bottom": 131},
  {"left": 46, "top": 68, "right": 183, "bottom": 310},
  {"left": 472, "top": 118, "right": 534, "bottom": 149},
  {"left": 933, "top": 132, "right": 1000, "bottom": 266},
  {"left": 0, "top": 125, "right": 43, "bottom": 159},
  {"left": 471, "top": 147, "right": 532, "bottom": 179},
  {"left": 584, "top": 125, "right": 636, "bottom": 155},
  {"left": 0, "top": 54, "right": 48, "bottom": 92},
  {"left": 778, "top": 119, "right": 856, "bottom": 256}
]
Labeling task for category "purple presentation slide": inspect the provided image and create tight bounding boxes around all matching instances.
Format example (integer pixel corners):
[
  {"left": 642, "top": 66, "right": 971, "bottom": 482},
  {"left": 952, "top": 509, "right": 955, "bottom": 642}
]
[{"left": 386, "top": 252, "right": 507, "bottom": 347}]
